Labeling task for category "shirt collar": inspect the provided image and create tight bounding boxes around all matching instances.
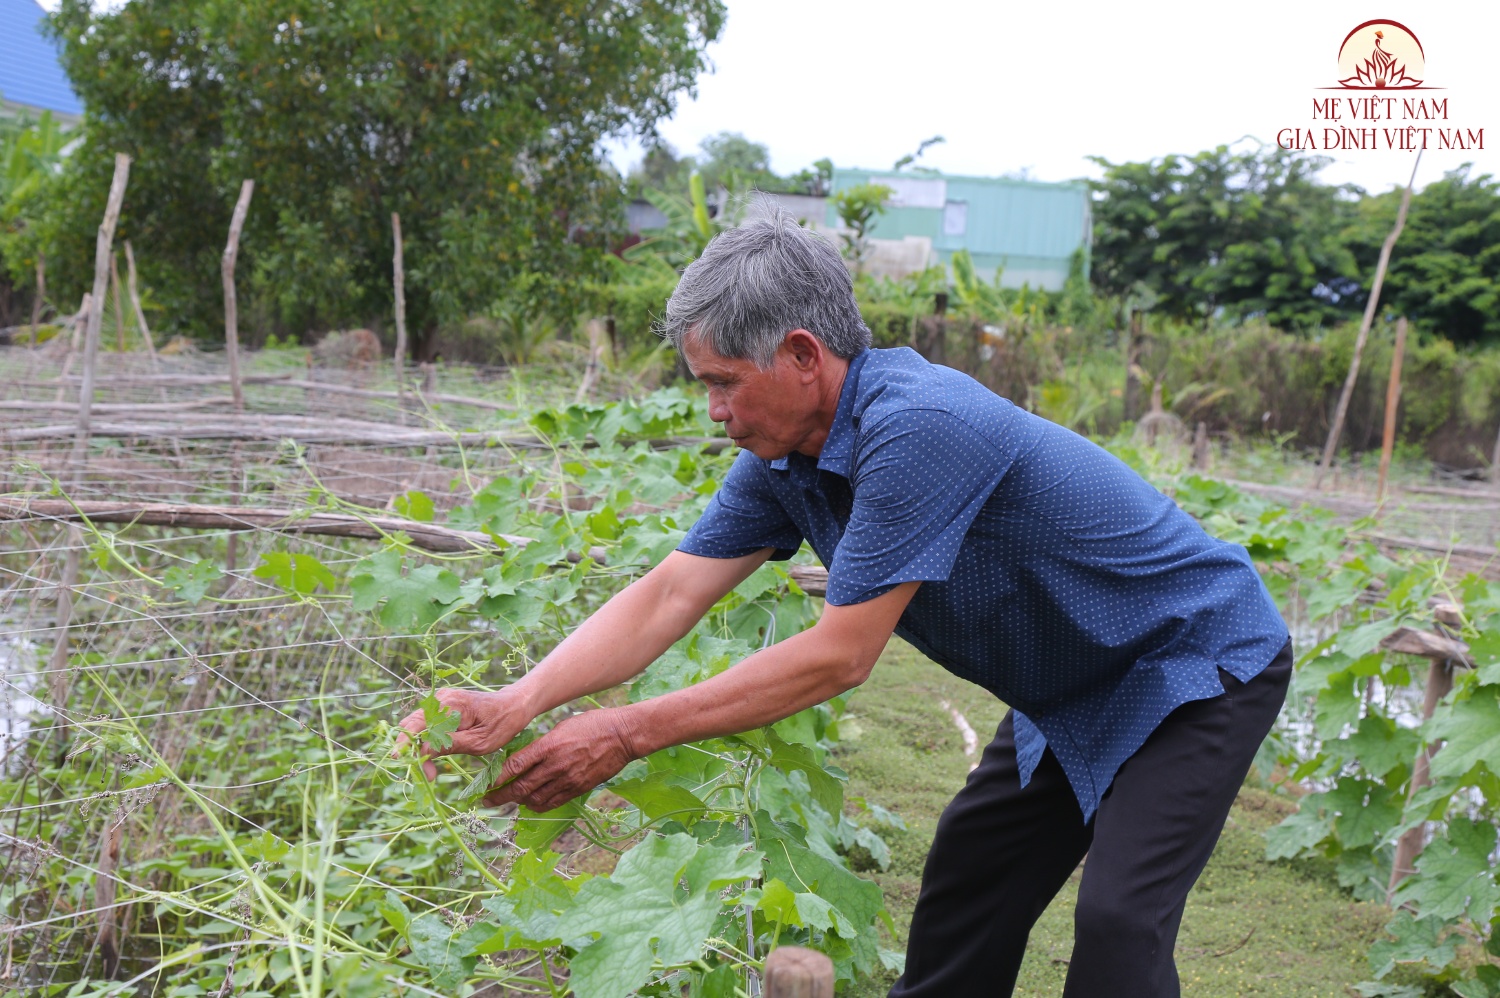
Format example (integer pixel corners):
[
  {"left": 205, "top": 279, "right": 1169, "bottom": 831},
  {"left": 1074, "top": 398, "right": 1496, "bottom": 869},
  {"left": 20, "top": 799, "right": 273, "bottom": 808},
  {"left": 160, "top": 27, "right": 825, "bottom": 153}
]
[{"left": 768, "top": 348, "right": 870, "bottom": 479}]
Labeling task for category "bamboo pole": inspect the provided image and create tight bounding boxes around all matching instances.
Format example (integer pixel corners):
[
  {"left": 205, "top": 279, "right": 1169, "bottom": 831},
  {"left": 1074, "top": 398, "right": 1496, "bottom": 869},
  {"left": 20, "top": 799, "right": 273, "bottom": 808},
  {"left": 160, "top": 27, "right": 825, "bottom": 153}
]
[
  {"left": 1316, "top": 154, "right": 1421, "bottom": 487},
  {"left": 221, "top": 180, "right": 255, "bottom": 412},
  {"left": 110, "top": 250, "right": 126, "bottom": 354},
  {"left": 392, "top": 212, "right": 408, "bottom": 420},
  {"left": 29, "top": 252, "right": 45, "bottom": 350},
  {"left": 74, "top": 153, "right": 132, "bottom": 471},
  {"left": 1375, "top": 318, "right": 1408, "bottom": 507},
  {"left": 1492, "top": 421, "right": 1500, "bottom": 494},
  {"left": 123, "top": 241, "right": 159, "bottom": 362},
  {"left": 0, "top": 498, "right": 596, "bottom": 559}
]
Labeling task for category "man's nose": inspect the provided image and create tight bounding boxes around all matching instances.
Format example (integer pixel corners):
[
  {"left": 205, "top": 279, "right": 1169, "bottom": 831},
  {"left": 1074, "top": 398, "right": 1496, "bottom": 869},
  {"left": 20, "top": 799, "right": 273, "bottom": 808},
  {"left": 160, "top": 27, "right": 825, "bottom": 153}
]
[{"left": 707, "top": 393, "right": 730, "bottom": 423}]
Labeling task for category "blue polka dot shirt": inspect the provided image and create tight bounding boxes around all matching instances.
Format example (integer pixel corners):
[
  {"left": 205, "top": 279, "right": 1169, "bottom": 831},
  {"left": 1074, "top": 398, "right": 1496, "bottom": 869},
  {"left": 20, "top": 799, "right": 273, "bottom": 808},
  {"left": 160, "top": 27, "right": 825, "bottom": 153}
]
[{"left": 679, "top": 347, "right": 1289, "bottom": 820}]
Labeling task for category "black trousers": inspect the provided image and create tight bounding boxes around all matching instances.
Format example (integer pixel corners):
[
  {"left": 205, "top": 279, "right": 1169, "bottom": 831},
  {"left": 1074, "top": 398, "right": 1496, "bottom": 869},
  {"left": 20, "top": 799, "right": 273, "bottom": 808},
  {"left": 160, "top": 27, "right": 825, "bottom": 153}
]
[{"left": 889, "top": 641, "right": 1293, "bottom": 998}]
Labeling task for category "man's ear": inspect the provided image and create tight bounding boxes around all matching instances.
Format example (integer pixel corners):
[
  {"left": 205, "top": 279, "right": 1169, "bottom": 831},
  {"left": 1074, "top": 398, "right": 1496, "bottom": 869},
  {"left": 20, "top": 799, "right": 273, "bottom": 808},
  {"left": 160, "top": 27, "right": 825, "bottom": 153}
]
[{"left": 782, "top": 329, "right": 822, "bottom": 379}]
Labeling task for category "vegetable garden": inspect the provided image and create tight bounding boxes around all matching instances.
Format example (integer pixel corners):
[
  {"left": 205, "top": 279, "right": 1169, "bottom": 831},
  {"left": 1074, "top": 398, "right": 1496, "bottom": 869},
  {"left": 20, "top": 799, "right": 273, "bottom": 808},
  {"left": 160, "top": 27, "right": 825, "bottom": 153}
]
[{"left": 2, "top": 341, "right": 1498, "bottom": 997}]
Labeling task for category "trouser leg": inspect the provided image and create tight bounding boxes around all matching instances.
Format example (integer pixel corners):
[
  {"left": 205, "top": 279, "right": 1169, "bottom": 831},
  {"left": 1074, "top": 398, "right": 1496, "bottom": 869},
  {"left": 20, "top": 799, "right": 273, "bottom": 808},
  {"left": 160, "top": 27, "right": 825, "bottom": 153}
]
[
  {"left": 889, "top": 712, "right": 1092, "bottom": 998},
  {"left": 1063, "top": 641, "right": 1294, "bottom": 998}
]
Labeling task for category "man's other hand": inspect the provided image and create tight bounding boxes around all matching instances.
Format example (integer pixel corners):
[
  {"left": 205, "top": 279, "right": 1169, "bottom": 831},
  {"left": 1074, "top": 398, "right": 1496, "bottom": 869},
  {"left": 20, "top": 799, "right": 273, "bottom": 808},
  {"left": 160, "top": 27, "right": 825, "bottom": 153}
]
[
  {"left": 481, "top": 708, "right": 638, "bottom": 812},
  {"left": 393, "top": 688, "right": 529, "bottom": 782}
]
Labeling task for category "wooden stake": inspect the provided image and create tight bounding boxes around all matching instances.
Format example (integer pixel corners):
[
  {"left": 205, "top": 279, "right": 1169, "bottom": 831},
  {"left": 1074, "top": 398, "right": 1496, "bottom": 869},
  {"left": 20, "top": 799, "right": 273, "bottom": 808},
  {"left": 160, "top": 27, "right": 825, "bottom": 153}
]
[
  {"left": 764, "top": 947, "right": 834, "bottom": 998},
  {"left": 1316, "top": 154, "right": 1420, "bottom": 487},
  {"left": 110, "top": 250, "right": 126, "bottom": 354},
  {"left": 1124, "top": 310, "right": 1144, "bottom": 422},
  {"left": 29, "top": 252, "right": 45, "bottom": 350},
  {"left": 1492, "top": 419, "right": 1500, "bottom": 494},
  {"left": 221, "top": 180, "right": 255, "bottom": 412},
  {"left": 123, "top": 241, "right": 159, "bottom": 362},
  {"left": 94, "top": 813, "right": 126, "bottom": 976},
  {"left": 75, "top": 153, "right": 132, "bottom": 474},
  {"left": 1376, "top": 317, "right": 1408, "bottom": 507},
  {"left": 1388, "top": 657, "right": 1455, "bottom": 899},
  {"left": 392, "top": 212, "right": 408, "bottom": 421}
]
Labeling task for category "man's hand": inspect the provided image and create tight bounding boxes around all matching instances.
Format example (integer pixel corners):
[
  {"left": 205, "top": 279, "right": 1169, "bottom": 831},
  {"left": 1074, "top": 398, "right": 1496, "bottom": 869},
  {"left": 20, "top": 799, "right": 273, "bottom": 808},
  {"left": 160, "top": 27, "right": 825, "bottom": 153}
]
[
  {"left": 393, "top": 688, "right": 530, "bottom": 782},
  {"left": 481, "top": 708, "right": 638, "bottom": 812}
]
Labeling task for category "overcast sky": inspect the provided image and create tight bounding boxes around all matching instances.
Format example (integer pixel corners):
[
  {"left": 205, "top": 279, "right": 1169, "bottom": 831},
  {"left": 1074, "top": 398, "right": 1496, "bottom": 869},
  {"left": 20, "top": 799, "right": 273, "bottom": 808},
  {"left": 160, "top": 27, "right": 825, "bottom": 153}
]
[
  {"left": 43, "top": 0, "right": 1498, "bottom": 195},
  {"left": 609, "top": 0, "right": 1500, "bottom": 195}
]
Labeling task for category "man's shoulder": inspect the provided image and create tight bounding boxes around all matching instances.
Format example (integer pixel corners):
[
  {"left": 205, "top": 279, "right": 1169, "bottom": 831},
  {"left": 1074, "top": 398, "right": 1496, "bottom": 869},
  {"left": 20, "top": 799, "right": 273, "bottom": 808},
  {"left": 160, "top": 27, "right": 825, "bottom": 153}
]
[{"left": 854, "top": 348, "right": 1033, "bottom": 438}]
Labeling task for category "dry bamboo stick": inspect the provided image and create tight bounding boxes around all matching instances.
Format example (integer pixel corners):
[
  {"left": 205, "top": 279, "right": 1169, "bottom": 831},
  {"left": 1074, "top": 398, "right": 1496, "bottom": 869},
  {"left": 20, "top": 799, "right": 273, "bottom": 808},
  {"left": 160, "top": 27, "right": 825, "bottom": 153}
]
[
  {"left": 29, "top": 252, "right": 45, "bottom": 350},
  {"left": 392, "top": 212, "right": 408, "bottom": 422},
  {"left": 1317, "top": 153, "right": 1420, "bottom": 487},
  {"left": 31, "top": 373, "right": 295, "bottom": 387},
  {"left": 75, "top": 153, "right": 132, "bottom": 467},
  {"left": 280, "top": 379, "right": 515, "bottom": 411},
  {"left": 109, "top": 250, "right": 127, "bottom": 354},
  {"left": 0, "top": 498, "right": 617, "bottom": 565},
  {"left": 221, "top": 180, "right": 254, "bottom": 412},
  {"left": 0, "top": 398, "right": 236, "bottom": 413},
  {"left": 123, "top": 241, "right": 158, "bottom": 361},
  {"left": 1376, "top": 317, "right": 1408, "bottom": 507}
]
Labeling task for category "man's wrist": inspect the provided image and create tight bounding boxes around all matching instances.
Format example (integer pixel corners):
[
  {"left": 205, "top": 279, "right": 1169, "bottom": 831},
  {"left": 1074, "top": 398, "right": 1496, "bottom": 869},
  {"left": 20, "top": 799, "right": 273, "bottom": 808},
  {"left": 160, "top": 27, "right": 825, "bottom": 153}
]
[{"left": 610, "top": 704, "right": 657, "bottom": 761}]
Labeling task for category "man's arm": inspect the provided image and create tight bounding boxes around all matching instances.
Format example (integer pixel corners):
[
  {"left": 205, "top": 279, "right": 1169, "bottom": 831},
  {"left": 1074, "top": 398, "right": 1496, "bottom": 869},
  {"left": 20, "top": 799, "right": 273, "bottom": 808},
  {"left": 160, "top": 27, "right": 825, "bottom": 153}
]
[
  {"left": 480, "top": 580, "right": 919, "bottom": 812},
  {"left": 394, "top": 548, "right": 772, "bottom": 779}
]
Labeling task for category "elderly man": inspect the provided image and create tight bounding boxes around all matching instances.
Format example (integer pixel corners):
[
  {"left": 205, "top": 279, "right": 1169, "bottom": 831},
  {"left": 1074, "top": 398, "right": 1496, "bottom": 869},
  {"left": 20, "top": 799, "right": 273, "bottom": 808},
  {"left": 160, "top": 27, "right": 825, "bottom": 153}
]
[{"left": 398, "top": 214, "right": 1291, "bottom": 997}]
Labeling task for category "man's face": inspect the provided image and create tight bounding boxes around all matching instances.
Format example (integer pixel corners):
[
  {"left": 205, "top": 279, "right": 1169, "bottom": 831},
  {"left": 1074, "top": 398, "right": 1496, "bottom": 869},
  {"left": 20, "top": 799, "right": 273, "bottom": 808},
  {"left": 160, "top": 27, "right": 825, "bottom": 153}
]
[{"left": 682, "top": 331, "right": 823, "bottom": 460}]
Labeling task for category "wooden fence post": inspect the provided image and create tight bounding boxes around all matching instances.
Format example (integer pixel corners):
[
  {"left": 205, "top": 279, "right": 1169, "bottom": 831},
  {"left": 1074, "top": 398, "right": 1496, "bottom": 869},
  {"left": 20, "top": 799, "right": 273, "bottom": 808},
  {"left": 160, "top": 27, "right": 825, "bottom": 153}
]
[
  {"left": 1316, "top": 154, "right": 1420, "bottom": 488},
  {"left": 221, "top": 179, "right": 255, "bottom": 412},
  {"left": 1375, "top": 317, "right": 1408, "bottom": 507},
  {"left": 763, "top": 947, "right": 834, "bottom": 998}
]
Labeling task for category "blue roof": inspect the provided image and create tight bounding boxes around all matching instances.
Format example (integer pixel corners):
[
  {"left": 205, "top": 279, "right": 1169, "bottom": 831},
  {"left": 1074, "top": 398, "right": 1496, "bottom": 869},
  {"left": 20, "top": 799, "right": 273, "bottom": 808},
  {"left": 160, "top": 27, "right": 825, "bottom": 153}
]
[{"left": 0, "top": 0, "right": 83, "bottom": 117}]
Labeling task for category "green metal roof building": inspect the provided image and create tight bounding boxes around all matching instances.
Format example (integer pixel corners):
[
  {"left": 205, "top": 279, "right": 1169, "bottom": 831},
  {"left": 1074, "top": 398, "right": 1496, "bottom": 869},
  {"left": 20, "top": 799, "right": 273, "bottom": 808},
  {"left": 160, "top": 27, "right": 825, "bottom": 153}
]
[{"left": 827, "top": 167, "right": 1092, "bottom": 290}]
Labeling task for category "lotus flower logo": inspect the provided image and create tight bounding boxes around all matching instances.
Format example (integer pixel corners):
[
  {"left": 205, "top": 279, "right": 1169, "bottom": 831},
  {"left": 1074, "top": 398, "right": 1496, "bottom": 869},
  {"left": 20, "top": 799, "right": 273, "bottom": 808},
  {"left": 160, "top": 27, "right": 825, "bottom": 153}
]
[{"left": 1338, "top": 20, "right": 1425, "bottom": 89}]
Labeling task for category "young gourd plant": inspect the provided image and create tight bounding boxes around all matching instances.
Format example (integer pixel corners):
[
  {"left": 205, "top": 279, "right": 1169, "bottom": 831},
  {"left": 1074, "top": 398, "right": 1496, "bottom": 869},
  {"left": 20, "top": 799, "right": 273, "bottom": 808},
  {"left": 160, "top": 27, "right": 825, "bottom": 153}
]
[
  {"left": 3, "top": 389, "right": 903, "bottom": 998},
  {"left": 1168, "top": 473, "right": 1500, "bottom": 997}
]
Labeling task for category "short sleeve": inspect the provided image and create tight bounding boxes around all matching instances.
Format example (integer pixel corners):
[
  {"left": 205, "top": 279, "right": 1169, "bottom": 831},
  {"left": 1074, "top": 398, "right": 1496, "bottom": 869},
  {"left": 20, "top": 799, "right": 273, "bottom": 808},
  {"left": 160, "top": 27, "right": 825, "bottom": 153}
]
[
  {"left": 826, "top": 409, "right": 1013, "bottom": 605},
  {"left": 678, "top": 450, "right": 804, "bottom": 561}
]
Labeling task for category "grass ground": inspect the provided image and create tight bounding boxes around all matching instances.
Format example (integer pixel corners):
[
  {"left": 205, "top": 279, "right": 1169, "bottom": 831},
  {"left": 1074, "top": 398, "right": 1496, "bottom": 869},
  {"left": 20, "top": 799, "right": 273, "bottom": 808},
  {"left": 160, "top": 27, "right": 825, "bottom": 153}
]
[{"left": 836, "top": 639, "right": 1393, "bottom": 997}]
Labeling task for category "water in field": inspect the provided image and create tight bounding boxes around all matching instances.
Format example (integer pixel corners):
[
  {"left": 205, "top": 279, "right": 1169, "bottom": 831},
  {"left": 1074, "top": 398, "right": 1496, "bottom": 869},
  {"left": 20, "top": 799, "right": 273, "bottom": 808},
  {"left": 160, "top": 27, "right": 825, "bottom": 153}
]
[{"left": 0, "top": 628, "right": 45, "bottom": 773}]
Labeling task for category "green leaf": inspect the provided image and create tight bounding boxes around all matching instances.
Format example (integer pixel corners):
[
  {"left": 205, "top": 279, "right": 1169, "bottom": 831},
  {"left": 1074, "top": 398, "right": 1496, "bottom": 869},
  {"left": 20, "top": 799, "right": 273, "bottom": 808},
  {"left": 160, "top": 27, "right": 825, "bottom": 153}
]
[
  {"left": 418, "top": 694, "right": 460, "bottom": 753},
  {"left": 515, "top": 799, "right": 585, "bottom": 851},
  {"left": 556, "top": 833, "right": 762, "bottom": 998},
  {"left": 393, "top": 490, "right": 435, "bottom": 522},
  {"left": 1336, "top": 714, "right": 1420, "bottom": 780},
  {"left": 1392, "top": 818, "right": 1500, "bottom": 923},
  {"left": 1324, "top": 777, "right": 1402, "bottom": 850},
  {"left": 253, "top": 552, "right": 335, "bottom": 595},
  {"left": 1264, "top": 799, "right": 1335, "bottom": 861},
  {"left": 161, "top": 558, "right": 222, "bottom": 604},
  {"left": 408, "top": 913, "right": 477, "bottom": 991},
  {"left": 767, "top": 729, "right": 844, "bottom": 816},
  {"left": 1367, "top": 910, "right": 1457, "bottom": 979},
  {"left": 759, "top": 819, "right": 884, "bottom": 938},
  {"left": 612, "top": 773, "right": 708, "bottom": 826},
  {"left": 349, "top": 549, "right": 463, "bottom": 630},
  {"left": 1426, "top": 685, "right": 1500, "bottom": 782}
]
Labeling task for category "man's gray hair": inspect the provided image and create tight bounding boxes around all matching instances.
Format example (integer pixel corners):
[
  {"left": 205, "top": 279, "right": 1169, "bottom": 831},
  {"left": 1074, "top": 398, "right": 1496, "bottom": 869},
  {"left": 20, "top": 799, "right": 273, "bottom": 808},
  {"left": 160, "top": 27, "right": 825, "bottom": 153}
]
[{"left": 662, "top": 209, "right": 872, "bottom": 368}]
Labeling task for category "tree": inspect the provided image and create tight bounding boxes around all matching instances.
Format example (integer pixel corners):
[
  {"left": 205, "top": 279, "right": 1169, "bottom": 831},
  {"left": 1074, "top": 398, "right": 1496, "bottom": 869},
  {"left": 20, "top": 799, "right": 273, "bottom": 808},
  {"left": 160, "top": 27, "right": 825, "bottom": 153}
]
[
  {"left": 1089, "top": 143, "right": 1361, "bottom": 330},
  {"left": 29, "top": 0, "right": 725, "bottom": 353},
  {"left": 832, "top": 182, "right": 892, "bottom": 275},
  {"left": 1345, "top": 165, "right": 1500, "bottom": 345},
  {"left": 696, "top": 131, "right": 782, "bottom": 192}
]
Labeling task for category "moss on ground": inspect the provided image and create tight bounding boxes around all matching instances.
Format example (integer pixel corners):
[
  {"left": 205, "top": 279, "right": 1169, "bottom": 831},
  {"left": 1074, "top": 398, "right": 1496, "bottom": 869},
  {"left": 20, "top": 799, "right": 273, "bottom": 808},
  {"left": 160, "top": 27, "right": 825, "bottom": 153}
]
[{"left": 836, "top": 639, "right": 1391, "bottom": 997}]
